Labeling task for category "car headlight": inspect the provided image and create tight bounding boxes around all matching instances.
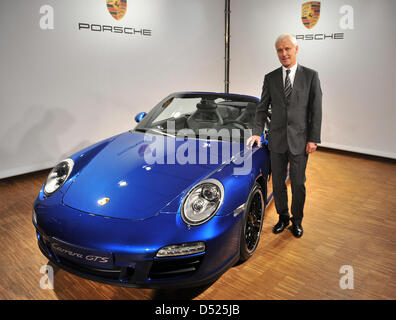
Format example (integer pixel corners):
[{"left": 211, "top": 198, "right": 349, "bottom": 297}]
[
  {"left": 44, "top": 159, "right": 74, "bottom": 196},
  {"left": 181, "top": 179, "right": 224, "bottom": 225}
]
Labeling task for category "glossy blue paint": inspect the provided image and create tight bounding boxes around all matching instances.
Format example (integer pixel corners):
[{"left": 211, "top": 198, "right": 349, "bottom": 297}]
[
  {"left": 62, "top": 131, "right": 253, "bottom": 220},
  {"left": 33, "top": 91, "right": 270, "bottom": 288}
]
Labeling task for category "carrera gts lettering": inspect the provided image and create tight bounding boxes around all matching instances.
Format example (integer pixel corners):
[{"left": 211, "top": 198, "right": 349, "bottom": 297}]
[
  {"left": 52, "top": 244, "right": 109, "bottom": 263},
  {"left": 86, "top": 255, "right": 109, "bottom": 263}
]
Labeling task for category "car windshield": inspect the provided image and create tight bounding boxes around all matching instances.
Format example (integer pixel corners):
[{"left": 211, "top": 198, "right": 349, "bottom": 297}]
[{"left": 134, "top": 93, "right": 260, "bottom": 142}]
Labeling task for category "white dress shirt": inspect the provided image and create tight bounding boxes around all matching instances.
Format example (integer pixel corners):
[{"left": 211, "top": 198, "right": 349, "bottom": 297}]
[{"left": 282, "top": 63, "right": 298, "bottom": 88}]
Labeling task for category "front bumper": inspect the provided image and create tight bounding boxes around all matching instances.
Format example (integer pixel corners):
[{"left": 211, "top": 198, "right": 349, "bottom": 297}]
[{"left": 33, "top": 201, "right": 242, "bottom": 289}]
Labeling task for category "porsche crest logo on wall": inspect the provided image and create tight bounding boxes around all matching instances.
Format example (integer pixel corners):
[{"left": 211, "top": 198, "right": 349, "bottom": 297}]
[
  {"left": 301, "top": 1, "right": 321, "bottom": 29},
  {"left": 107, "top": 0, "right": 127, "bottom": 21}
]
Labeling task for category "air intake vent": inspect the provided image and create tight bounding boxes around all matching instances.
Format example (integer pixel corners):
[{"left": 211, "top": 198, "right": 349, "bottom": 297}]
[{"left": 149, "top": 254, "right": 204, "bottom": 279}]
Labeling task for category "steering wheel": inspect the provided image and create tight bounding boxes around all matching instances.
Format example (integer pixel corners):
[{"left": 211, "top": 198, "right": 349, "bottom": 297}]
[{"left": 223, "top": 120, "right": 249, "bottom": 129}]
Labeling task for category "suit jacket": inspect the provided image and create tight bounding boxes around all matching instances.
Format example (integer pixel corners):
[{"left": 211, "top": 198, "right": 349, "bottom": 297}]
[{"left": 253, "top": 64, "right": 322, "bottom": 155}]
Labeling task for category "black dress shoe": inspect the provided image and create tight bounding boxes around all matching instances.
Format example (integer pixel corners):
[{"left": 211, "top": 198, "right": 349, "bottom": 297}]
[
  {"left": 273, "top": 216, "right": 290, "bottom": 234},
  {"left": 291, "top": 220, "right": 303, "bottom": 238}
]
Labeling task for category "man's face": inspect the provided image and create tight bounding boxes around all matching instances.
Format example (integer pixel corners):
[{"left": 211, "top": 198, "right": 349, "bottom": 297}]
[{"left": 276, "top": 39, "right": 298, "bottom": 69}]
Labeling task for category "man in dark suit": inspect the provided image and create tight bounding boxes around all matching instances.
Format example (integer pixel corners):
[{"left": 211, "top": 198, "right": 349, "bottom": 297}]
[{"left": 247, "top": 33, "right": 322, "bottom": 238}]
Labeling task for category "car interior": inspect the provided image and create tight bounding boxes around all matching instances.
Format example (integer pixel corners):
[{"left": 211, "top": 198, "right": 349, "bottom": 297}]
[{"left": 153, "top": 100, "right": 257, "bottom": 132}]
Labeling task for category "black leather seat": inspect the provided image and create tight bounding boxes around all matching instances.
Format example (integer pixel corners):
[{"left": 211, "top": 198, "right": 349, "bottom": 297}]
[
  {"left": 186, "top": 101, "right": 223, "bottom": 130},
  {"left": 236, "top": 103, "right": 257, "bottom": 127},
  {"left": 217, "top": 105, "right": 240, "bottom": 122}
]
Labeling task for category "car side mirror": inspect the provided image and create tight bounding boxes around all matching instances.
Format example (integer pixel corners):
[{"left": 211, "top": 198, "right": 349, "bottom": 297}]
[{"left": 134, "top": 112, "right": 147, "bottom": 123}]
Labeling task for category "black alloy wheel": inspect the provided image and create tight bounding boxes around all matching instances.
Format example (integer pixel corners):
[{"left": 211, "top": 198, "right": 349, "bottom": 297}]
[{"left": 239, "top": 182, "right": 265, "bottom": 262}]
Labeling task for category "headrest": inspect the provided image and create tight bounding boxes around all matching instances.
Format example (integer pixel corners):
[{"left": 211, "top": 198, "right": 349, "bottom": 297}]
[{"left": 196, "top": 100, "right": 217, "bottom": 110}]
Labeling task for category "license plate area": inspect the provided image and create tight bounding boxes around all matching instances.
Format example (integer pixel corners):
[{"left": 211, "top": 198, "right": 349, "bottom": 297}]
[{"left": 50, "top": 238, "right": 114, "bottom": 269}]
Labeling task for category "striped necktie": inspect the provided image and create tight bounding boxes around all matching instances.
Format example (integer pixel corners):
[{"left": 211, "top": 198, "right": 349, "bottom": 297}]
[{"left": 284, "top": 69, "right": 292, "bottom": 100}]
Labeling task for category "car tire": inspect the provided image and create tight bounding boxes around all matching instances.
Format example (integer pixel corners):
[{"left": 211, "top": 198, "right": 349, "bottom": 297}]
[{"left": 239, "top": 182, "right": 265, "bottom": 262}]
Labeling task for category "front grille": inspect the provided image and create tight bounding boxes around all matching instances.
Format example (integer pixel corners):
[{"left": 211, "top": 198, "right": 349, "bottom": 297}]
[
  {"left": 37, "top": 229, "right": 204, "bottom": 284},
  {"left": 149, "top": 254, "right": 204, "bottom": 280}
]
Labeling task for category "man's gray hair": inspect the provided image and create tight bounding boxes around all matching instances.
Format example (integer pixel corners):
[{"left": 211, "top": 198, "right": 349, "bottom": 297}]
[{"left": 275, "top": 33, "right": 298, "bottom": 47}]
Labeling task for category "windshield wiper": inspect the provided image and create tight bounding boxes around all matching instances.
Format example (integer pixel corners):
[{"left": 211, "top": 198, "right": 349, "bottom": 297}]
[
  {"left": 149, "top": 128, "right": 176, "bottom": 137},
  {"left": 133, "top": 127, "right": 176, "bottom": 138}
]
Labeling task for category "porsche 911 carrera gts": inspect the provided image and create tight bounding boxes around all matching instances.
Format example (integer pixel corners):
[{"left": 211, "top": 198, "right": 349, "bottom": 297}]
[{"left": 33, "top": 92, "right": 271, "bottom": 288}]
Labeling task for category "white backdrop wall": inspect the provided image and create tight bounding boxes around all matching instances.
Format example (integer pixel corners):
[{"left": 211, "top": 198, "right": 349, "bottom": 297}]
[
  {"left": 230, "top": 0, "right": 396, "bottom": 159},
  {"left": 1, "top": 1, "right": 395, "bottom": 180},
  {"left": 0, "top": 0, "right": 224, "bottom": 179}
]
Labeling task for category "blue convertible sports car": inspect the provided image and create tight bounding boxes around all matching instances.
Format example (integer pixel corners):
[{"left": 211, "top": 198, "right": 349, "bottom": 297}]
[{"left": 33, "top": 92, "right": 271, "bottom": 288}]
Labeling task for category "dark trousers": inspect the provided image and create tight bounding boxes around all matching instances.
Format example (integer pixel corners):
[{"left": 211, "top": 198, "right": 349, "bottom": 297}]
[{"left": 270, "top": 150, "right": 309, "bottom": 223}]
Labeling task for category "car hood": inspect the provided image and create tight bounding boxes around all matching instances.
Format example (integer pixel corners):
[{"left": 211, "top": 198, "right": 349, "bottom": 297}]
[{"left": 63, "top": 131, "right": 243, "bottom": 220}]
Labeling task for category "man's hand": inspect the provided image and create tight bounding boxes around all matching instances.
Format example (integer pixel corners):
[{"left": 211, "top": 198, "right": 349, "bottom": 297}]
[
  {"left": 306, "top": 142, "right": 317, "bottom": 154},
  {"left": 246, "top": 135, "right": 262, "bottom": 148}
]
